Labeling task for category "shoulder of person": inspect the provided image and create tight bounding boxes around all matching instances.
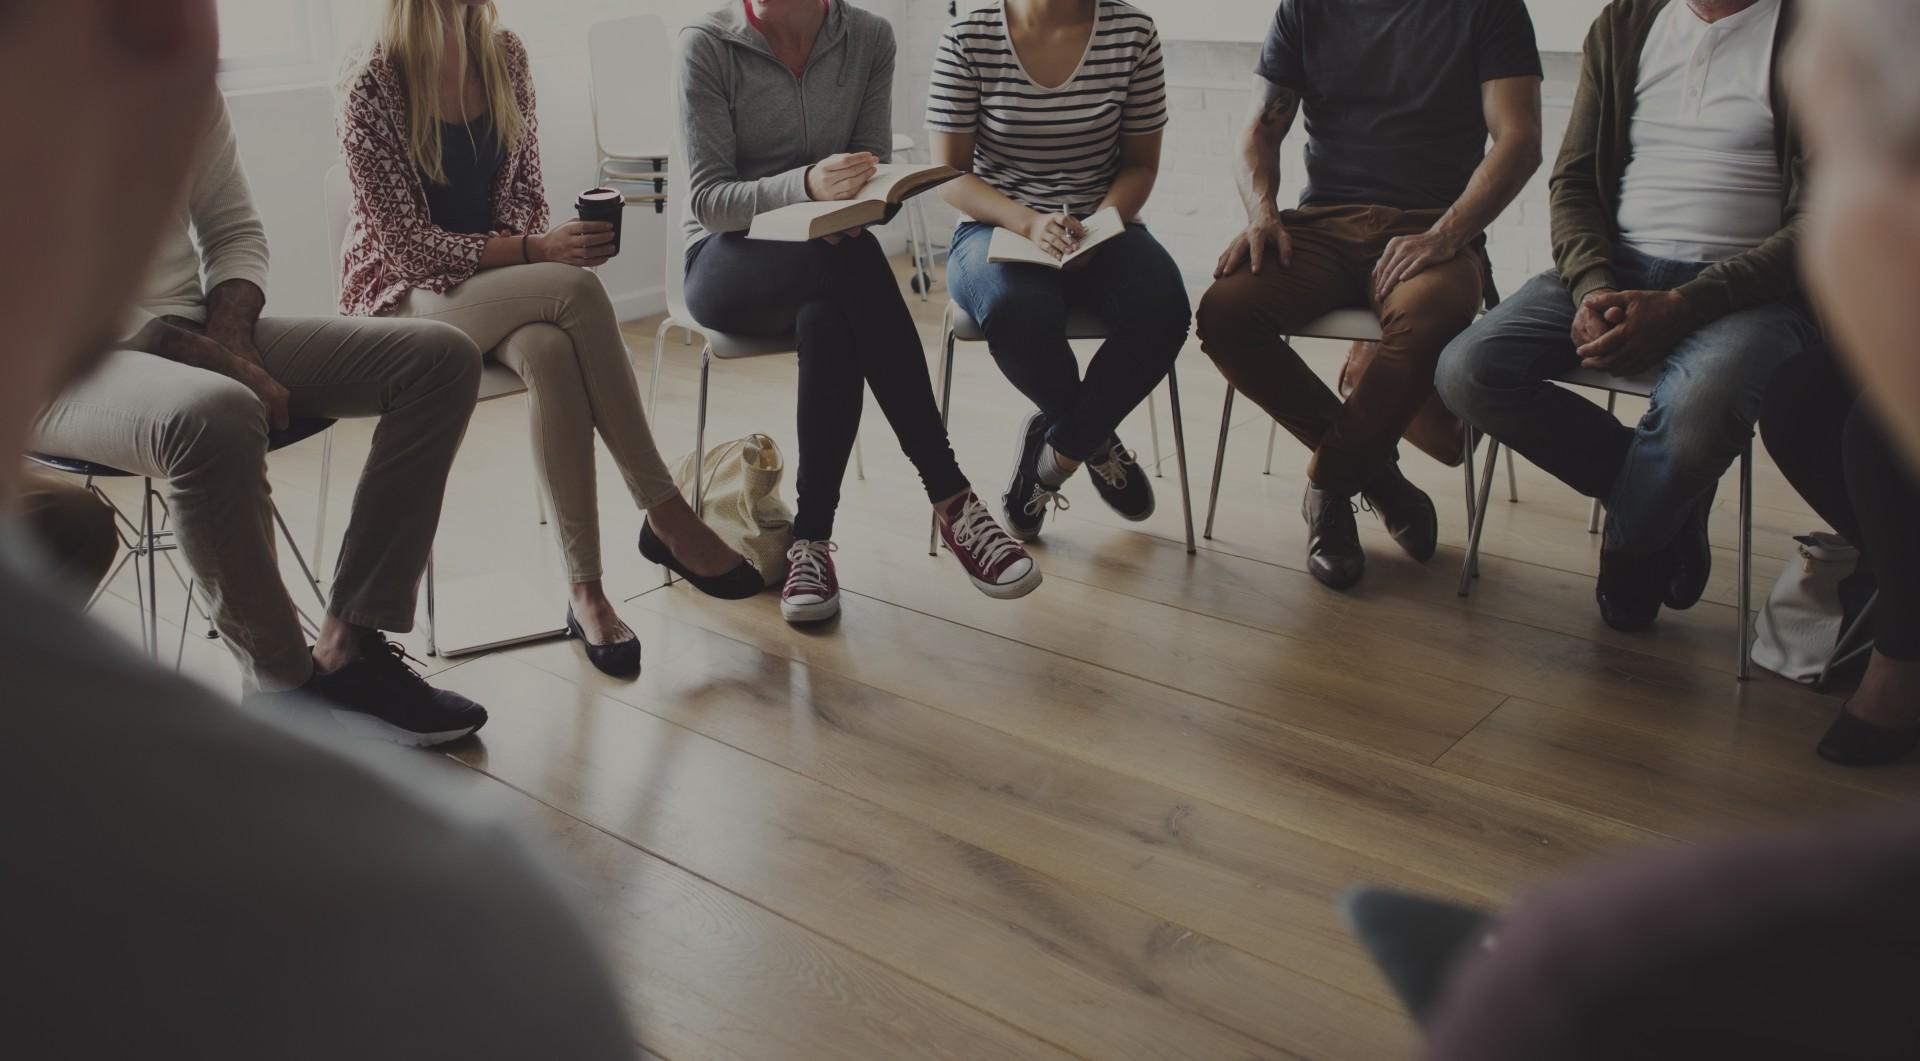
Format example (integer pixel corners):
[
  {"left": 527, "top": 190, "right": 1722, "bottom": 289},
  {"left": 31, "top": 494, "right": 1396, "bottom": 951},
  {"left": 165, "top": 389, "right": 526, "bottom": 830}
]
[
  {"left": 841, "top": 4, "right": 897, "bottom": 47},
  {"left": 494, "top": 26, "right": 531, "bottom": 67},
  {"left": 337, "top": 42, "right": 400, "bottom": 108}
]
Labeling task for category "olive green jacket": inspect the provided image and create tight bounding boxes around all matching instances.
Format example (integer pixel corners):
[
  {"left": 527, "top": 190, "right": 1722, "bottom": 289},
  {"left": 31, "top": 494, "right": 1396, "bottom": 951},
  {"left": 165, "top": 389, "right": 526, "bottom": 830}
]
[{"left": 1549, "top": 0, "right": 1805, "bottom": 321}]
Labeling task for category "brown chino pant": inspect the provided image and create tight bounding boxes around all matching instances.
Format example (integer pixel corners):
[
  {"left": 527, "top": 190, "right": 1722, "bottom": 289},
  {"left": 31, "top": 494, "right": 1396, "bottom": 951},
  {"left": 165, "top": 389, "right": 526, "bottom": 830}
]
[{"left": 1196, "top": 204, "right": 1485, "bottom": 497}]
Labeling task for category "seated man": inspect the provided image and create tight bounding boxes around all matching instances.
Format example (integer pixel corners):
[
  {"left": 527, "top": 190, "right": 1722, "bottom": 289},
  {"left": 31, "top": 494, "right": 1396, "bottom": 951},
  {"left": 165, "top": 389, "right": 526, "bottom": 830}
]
[
  {"left": 1437, "top": 0, "right": 1816, "bottom": 631},
  {"left": 1198, "top": 0, "right": 1543, "bottom": 590},
  {"left": 33, "top": 94, "right": 490, "bottom": 745}
]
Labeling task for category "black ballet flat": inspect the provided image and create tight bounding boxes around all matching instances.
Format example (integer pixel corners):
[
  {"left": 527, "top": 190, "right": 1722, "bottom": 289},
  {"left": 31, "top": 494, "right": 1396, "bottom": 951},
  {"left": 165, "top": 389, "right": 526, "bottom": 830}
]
[
  {"left": 639, "top": 521, "right": 765, "bottom": 600},
  {"left": 565, "top": 608, "right": 641, "bottom": 678},
  {"left": 1817, "top": 707, "right": 1920, "bottom": 767}
]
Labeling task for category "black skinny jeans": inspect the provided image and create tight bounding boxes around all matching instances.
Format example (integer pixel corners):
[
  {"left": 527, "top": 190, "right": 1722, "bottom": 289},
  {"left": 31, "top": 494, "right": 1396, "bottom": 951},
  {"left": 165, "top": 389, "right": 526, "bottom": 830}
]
[
  {"left": 684, "top": 231, "right": 969, "bottom": 541},
  {"left": 1759, "top": 348, "right": 1920, "bottom": 660}
]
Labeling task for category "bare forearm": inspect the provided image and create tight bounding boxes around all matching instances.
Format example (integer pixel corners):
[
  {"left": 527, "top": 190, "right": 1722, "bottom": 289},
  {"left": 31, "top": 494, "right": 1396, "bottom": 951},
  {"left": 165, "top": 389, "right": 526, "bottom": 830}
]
[
  {"left": 480, "top": 234, "right": 539, "bottom": 270},
  {"left": 938, "top": 174, "right": 1039, "bottom": 231},
  {"left": 1236, "top": 79, "right": 1298, "bottom": 225},
  {"left": 1098, "top": 165, "right": 1157, "bottom": 223},
  {"left": 1430, "top": 132, "right": 1541, "bottom": 246}
]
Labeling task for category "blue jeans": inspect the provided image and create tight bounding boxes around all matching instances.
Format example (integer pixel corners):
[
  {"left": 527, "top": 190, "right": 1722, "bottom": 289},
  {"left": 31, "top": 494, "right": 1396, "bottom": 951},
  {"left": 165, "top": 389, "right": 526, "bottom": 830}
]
[
  {"left": 1435, "top": 247, "right": 1814, "bottom": 554},
  {"left": 946, "top": 220, "right": 1191, "bottom": 460}
]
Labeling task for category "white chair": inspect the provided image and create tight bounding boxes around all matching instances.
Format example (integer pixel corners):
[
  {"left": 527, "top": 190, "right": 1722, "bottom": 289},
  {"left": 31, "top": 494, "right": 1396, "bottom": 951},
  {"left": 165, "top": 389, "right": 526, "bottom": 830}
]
[
  {"left": 1456, "top": 366, "right": 1758, "bottom": 679},
  {"left": 893, "top": 132, "right": 937, "bottom": 301},
  {"left": 589, "top": 14, "right": 673, "bottom": 213},
  {"left": 324, "top": 165, "right": 556, "bottom": 657},
  {"left": 929, "top": 303, "right": 1197, "bottom": 556},
  {"left": 1203, "top": 308, "right": 1513, "bottom": 542}
]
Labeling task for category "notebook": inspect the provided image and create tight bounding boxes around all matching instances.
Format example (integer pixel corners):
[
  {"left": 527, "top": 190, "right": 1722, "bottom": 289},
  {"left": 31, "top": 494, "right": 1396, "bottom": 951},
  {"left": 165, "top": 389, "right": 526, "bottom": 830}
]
[{"left": 986, "top": 207, "right": 1126, "bottom": 269}]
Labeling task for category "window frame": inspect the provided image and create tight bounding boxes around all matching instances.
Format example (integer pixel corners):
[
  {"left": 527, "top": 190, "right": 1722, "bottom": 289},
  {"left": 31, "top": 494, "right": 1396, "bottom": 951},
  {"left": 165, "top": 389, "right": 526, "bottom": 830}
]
[{"left": 216, "top": 0, "right": 336, "bottom": 94}]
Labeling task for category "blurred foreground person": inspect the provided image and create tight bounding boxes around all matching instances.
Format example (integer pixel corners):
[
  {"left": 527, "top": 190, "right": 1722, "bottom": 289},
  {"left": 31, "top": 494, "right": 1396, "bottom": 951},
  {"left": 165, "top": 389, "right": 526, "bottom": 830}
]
[
  {"left": 0, "top": 2, "right": 632, "bottom": 1057},
  {"left": 9, "top": 472, "right": 117, "bottom": 597}
]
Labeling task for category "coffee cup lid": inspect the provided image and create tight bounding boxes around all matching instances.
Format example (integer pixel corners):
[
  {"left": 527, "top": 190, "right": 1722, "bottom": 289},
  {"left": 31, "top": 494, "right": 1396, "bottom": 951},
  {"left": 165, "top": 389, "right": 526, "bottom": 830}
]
[{"left": 580, "top": 188, "right": 621, "bottom": 202}]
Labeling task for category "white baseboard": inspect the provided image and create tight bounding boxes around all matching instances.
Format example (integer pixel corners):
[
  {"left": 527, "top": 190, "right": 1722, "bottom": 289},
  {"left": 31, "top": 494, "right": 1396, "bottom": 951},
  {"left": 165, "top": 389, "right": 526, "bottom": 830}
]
[{"left": 613, "top": 285, "right": 668, "bottom": 323}]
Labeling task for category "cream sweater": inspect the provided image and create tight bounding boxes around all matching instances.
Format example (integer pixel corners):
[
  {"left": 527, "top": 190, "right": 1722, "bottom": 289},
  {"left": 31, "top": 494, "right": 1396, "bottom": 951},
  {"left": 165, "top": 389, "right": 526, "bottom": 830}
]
[{"left": 124, "top": 96, "right": 271, "bottom": 340}]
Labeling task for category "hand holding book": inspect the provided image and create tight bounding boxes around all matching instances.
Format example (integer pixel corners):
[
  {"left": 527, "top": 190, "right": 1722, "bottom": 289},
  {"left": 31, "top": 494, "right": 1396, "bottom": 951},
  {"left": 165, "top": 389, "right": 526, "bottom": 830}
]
[
  {"left": 749, "top": 161, "right": 962, "bottom": 242},
  {"left": 988, "top": 207, "right": 1126, "bottom": 270},
  {"left": 805, "top": 152, "right": 879, "bottom": 202}
]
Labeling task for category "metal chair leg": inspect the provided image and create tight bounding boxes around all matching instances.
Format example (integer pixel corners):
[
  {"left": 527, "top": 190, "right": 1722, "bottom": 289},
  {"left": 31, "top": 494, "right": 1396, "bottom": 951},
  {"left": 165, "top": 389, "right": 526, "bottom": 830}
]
[
  {"left": 1590, "top": 392, "right": 1617, "bottom": 534},
  {"left": 909, "top": 196, "right": 933, "bottom": 303},
  {"left": 1738, "top": 438, "right": 1754, "bottom": 680},
  {"left": 1167, "top": 368, "right": 1196, "bottom": 555},
  {"left": 1818, "top": 592, "right": 1878, "bottom": 691},
  {"left": 1458, "top": 438, "right": 1501, "bottom": 597},
  {"left": 1263, "top": 421, "right": 1278, "bottom": 475},
  {"left": 1505, "top": 447, "right": 1519, "bottom": 503},
  {"left": 313, "top": 427, "right": 333, "bottom": 570},
  {"left": 930, "top": 323, "right": 957, "bottom": 556},
  {"left": 142, "top": 479, "right": 159, "bottom": 658},
  {"left": 272, "top": 501, "right": 328, "bottom": 609},
  {"left": 424, "top": 550, "right": 438, "bottom": 657},
  {"left": 1203, "top": 385, "right": 1235, "bottom": 540},
  {"left": 1462, "top": 426, "right": 1479, "bottom": 527},
  {"left": 1147, "top": 390, "right": 1164, "bottom": 478},
  {"left": 692, "top": 347, "right": 712, "bottom": 519},
  {"left": 648, "top": 316, "right": 674, "bottom": 426}
]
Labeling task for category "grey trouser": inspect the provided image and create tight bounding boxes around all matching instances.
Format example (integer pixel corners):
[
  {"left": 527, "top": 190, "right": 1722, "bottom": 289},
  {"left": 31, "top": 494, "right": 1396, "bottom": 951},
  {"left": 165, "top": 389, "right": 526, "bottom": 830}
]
[
  {"left": 391, "top": 263, "right": 680, "bottom": 583},
  {"left": 33, "top": 316, "right": 481, "bottom": 691}
]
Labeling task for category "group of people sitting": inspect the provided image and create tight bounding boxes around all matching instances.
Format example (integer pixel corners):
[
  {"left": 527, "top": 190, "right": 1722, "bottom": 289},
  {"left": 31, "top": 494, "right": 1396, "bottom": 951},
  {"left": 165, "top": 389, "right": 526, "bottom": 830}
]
[
  {"left": 8, "top": 0, "right": 1920, "bottom": 1055},
  {"left": 17, "top": 0, "right": 1917, "bottom": 768}
]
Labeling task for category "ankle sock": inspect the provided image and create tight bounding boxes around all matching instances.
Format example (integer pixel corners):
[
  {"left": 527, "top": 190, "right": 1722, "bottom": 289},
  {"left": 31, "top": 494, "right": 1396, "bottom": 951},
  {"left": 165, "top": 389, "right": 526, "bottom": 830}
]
[{"left": 1037, "top": 444, "right": 1077, "bottom": 488}]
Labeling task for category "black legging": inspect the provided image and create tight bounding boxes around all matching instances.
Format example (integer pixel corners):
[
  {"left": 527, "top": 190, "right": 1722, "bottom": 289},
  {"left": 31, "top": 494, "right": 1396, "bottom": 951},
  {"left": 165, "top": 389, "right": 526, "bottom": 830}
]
[
  {"left": 684, "top": 231, "right": 968, "bottom": 541},
  {"left": 1759, "top": 348, "right": 1920, "bottom": 660}
]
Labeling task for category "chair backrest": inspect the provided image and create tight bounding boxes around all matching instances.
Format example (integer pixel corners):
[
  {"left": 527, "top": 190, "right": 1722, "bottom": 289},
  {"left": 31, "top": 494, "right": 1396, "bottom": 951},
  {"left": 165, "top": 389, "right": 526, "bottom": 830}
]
[
  {"left": 589, "top": 14, "right": 676, "bottom": 162},
  {"left": 324, "top": 164, "right": 351, "bottom": 302}
]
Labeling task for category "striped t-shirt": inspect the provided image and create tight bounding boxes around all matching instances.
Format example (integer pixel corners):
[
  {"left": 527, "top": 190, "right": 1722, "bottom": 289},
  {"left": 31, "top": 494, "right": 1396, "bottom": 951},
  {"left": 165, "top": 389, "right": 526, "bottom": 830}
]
[{"left": 927, "top": 0, "right": 1168, "bottom": 216}]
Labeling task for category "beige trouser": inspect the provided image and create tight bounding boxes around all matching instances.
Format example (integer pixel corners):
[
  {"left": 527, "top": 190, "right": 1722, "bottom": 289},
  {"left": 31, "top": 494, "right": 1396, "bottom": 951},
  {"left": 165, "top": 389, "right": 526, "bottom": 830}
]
[
  {"left": 32, "top": 317, "right": 482, "bottom": 691},
  {"left": 390, "top": 263, "right": 680, "bottom": 583}
]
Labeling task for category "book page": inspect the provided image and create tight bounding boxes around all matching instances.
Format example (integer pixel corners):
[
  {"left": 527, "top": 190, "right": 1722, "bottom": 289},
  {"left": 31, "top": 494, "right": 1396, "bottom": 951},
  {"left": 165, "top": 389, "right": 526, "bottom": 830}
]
[
  {"left": 1058, "top": 208, "right": 1125, "bottom": 265},
  {"left": 985, "top": 208, "right": 1127, "bottom": 268},
  {"left": 858, "top": 164, "right": 947, "bottom": 204}
]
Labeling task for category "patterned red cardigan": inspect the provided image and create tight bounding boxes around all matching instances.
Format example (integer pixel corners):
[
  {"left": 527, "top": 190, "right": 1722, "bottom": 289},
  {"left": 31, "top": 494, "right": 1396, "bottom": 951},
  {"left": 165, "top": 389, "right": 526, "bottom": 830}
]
[{"left": 336, "top": 30, "right": 550, "bottom": 317}]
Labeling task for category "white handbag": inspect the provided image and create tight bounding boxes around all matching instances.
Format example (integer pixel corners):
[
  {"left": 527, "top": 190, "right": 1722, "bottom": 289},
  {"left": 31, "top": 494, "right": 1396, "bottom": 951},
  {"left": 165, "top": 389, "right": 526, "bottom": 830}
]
[
  {"left": 673, "top": 433, "right": 795, "bottom": 588},
  {"left": 1751, "top": 533, "right": 1859, "bottom": 683}
]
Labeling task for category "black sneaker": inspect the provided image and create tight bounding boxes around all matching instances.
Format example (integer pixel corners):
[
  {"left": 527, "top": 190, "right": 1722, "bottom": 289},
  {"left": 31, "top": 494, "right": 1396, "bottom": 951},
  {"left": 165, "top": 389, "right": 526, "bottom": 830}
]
[
  {"left": 1086, "top": 438, "right": 1155, "bottom": 522},
  {"left": 263, "top": 640, "right": 488, "bottom": 748},
  {"left": 1003, "top": 412, "right": 1067, "bottom": 542},
  {"left": 1596, "top": 547, "right": 1672, "bottom": 632}
]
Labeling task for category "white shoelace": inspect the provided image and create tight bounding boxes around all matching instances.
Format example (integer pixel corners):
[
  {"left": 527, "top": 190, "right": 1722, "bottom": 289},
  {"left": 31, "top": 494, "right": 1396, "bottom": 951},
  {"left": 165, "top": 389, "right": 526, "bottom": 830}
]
[
  {"left": 1023, "top": 482, "right": 1071, "bottom": 518},
  {"left": 1089, "top": 445, "right": 1136, "bottom": 491},
  {"left": 951, "top": 496, "right": 1024, "bottom": 574},
  {"left": 785, "top": 539, "right": 836, "bottom": 595}
]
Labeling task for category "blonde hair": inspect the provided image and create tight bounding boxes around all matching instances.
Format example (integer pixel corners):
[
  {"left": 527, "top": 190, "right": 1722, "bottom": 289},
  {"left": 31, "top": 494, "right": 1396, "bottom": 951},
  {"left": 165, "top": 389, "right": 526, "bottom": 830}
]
[{"left": 377, "top": 0, "right": 527, "bottom": 184}]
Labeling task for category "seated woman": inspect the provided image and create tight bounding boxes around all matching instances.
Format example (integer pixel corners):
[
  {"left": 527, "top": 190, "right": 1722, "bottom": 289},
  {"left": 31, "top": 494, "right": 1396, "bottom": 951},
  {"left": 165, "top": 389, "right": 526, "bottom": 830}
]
[
  {"left": 339, "top": 0, "right": 759, "bottom": 677},
  {"left": 1759, "top": 349, "right": 1920, "bottom": 766},
  {"left": 928, "top": 0, "right": 1189, "bottom": 541},
  {"left": 678, "top": 0, "right": 1040, "bottom": 624}
]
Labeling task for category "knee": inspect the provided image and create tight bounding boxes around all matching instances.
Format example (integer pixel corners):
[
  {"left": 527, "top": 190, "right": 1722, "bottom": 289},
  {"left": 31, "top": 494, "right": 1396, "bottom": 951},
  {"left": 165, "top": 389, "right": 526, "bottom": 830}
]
[
  {"left": 1434, "top": 331, "right": 1494, "bottom": 420},
  {"left": 1194, "top": 276, "right": 1266, "bottom": 356},
  {"left": 408, "top": 319, "right": 484, "bottom": 397},
  {"left": 1380, "top": 299, "right": 1475, "bottom": 360},
  {"left": 1655, "top": 390, "right": 1754, "bottom": 481},
  {"left": 500, "top": 322, "right": 576, "bottom": 378},
  {"left": 166, "top": 379, "right": 268, "bottom": 472}
]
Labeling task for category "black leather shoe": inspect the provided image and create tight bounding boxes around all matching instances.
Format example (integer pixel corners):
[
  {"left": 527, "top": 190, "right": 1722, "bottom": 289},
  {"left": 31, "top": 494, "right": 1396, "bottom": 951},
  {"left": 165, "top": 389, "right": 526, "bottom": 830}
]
[
  {"left": 566, "top": 607, "right": 641, "bottom": 678},
  {"left": 1596, "top": 547, "right": 1671, "bottom": 632},
  {"left": 640, "top": 521, "right": 764, "bottom": 600},
  {"left": 1361, "top": 464, "right": 1438, "bottom": 563},
  {"left": 1302, "top": 484, "right": 1365, "bottom": 590},
  {"left": 1666, "top": 492, "right": 1713, "bottom": 610},
  {"left": 1817, "top": 707, "right": 1920, "bottom": 766}
]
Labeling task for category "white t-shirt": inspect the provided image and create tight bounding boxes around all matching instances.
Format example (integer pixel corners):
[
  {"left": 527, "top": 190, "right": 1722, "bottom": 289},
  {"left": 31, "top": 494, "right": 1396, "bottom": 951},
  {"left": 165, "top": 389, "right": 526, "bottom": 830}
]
[
  {"left": 927, "top": 0, "right": 1168, "bottom": 216},
  {"left": 1614, "top": 0, "right": 1785, "bottom": 263}
]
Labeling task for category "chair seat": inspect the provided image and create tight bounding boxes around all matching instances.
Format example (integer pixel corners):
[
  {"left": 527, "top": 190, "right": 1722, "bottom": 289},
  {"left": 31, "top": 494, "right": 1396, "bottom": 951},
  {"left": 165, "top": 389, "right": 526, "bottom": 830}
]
[
  {"left": 602, "top": 149, "right": 670, "bottom": 165},
  {"left": 29, "top": 415, "right": 338, "bottom": 479},
  {"left": 269, "top": 416, "right": 337, "bottom": 451},
  {"left": 663, "top": 312, "right": 800, "bottom": 361},
  {"left": 1290, "top": 307, "right": 1383, "bottom": 344},
  {"left": 892, "top": 133, "right": 917, "bottom": 153},
  {"left": 1554, "top": 365, "right": 1661, "bottom": 398},
  {"left": 949, "top": 305, "right": 1110, "bottom": 343},
  {"left": 479, "top": 362, "right": 529, "bottom": 402}
]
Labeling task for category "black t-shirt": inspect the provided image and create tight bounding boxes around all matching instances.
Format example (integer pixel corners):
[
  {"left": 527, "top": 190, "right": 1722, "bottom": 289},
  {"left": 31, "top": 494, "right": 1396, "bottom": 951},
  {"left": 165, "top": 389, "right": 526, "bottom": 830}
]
[
  {"left": 422, "top": 117, "right": 505, "bottom": 235},
  {"left": 1256, "top": 0, "right": 1541, "bottom": 211}
]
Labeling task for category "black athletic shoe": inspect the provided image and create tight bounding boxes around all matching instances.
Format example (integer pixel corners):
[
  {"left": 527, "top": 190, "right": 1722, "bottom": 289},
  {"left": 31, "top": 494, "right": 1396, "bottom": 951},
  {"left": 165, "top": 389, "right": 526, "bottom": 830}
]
[
  {"left": 1002, "top": 412, "right": 1066, "bottom": 542},
  {"left": 1596, "top": 547, "right": 1672, "bottom": 632},
  {"left": 1666, "top": 492, "right": 1713, "bottom": 610},
  {"left": 1086, "top": 437, "right": 1155, "bottom": 522},
  {"left": 265, "top": 640, "right": 488, "bottom": 747}
]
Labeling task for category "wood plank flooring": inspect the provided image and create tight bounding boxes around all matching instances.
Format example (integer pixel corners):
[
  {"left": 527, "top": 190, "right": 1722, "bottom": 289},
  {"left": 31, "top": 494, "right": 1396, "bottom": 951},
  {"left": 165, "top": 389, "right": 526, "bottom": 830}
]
[{"left": 69, "top": 262, "right": 1920, "bottom": 1059}]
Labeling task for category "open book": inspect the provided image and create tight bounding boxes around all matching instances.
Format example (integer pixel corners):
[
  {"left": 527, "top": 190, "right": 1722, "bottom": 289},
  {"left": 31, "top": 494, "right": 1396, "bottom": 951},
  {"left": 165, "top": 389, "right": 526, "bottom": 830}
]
[
  {"left": 986, "top": 207, "right": 1126, "bottom": 269},
  {"left": 747, "top": 163, "right": 960, "bottom": 242}
]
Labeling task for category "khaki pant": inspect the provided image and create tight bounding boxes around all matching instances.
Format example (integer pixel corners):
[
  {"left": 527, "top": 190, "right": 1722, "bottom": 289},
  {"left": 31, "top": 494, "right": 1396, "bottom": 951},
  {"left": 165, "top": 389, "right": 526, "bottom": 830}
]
[
  {"left": 1196, "top": 204, "right": 1486, "bottom": 496},
  {"left": 33, "top": 317, "right": 481, "bottom": 691},
  {"left": 391, "top": 263, "right": 679, "bottom": 582}
]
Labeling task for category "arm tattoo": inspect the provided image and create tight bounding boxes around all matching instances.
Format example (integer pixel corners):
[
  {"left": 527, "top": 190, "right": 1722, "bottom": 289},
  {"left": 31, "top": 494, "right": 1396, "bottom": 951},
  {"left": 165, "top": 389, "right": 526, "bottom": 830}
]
[{"left": 1254, "top": 79, "right": 1300, "bottom": 135}]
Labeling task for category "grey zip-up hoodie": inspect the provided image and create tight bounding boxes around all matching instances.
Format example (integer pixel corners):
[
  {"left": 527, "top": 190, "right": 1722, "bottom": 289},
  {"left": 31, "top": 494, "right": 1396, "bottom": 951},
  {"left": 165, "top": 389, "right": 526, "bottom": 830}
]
[{"left": 677, "top": 1, "right": 896, "bottom": 249}]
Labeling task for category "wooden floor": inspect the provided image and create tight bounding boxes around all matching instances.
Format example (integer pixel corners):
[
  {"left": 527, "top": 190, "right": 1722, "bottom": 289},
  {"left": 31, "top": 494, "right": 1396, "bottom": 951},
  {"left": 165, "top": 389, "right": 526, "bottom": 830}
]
[{"left": 80, "top": 259, "right": 1920, "bottom": 1059}]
